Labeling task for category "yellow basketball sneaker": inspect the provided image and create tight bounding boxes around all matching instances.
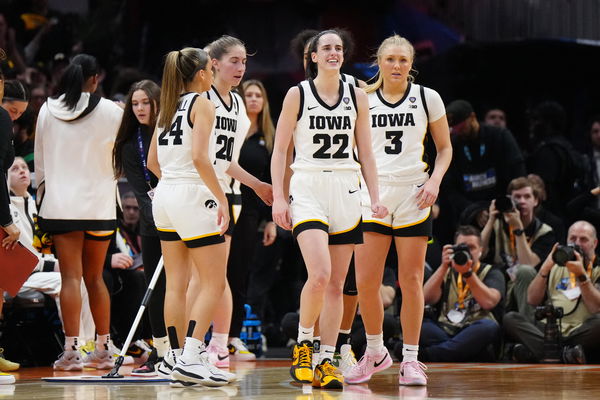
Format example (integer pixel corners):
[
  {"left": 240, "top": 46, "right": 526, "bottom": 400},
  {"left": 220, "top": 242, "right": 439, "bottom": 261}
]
[
  {"left": 313, "top": 359, "right": 343, "bottom": 389},
  {"left": 0, "top": 349, "right": 19, "bottom": 372},
  {"left": 290, "top": 340, "right": 313, "bottom": 384}
]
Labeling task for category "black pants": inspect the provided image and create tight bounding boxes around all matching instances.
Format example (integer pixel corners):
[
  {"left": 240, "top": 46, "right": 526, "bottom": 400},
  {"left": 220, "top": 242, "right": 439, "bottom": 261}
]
[
  {"left": 103, "top": 267, "right": 150, "bottom": 345},
  {"left": 503, "top": 311, "right": 600, "bottom": 361},
  {"left": 141, "top": 235, "right": 166, "bottom": 338},
  {"left": 228, "top": 210, "right": 261, "bottom": 338}
]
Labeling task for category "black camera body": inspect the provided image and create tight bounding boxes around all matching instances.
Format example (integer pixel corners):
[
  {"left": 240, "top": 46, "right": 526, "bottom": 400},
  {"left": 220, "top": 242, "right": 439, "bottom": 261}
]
[
  {"left": 495, "top": 195, "right": 516, "bottom": 213},
  {"left": 535, "top": 304, "right": 564, "bottom": 363},
  {"left": 552, "top": 243, "right": 582, "bottom": 266},
  {"left": 451, "top": 243, "right": 471, "bottom": 266}
]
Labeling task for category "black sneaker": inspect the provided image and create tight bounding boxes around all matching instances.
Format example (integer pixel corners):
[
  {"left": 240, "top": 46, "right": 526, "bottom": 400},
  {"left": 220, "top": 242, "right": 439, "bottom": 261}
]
[
  {"left": 512, "top": 344, "right": 537, "bottom": 363},
  {"left": 562, "top": 344, "right": 586, "bottom": 364},
  {"left": 131, "top": 348, "right": 162, "bottom": 377}
]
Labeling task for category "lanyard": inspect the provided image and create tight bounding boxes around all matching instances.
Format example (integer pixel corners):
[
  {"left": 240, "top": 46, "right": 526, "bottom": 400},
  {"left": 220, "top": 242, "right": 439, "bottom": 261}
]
[
  {"left": 569, "top": 257, "right": 594, "bottom": 288},
  {"left": 463, "top": 143, "right": 485, "bottom": 162},
  {"left": 457, "top": 262, "right": 481, "bottom": 309},
  {"left": 136, "top": 127, "right": 152, "bottom": 189}
]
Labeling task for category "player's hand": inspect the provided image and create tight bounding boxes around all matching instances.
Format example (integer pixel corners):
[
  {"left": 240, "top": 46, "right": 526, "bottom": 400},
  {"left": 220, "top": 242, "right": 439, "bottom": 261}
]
[
  {"left": 262, "top": 221, "right": 277, "bottom": 246},
  {"left": 2, "top": 223, "right": 20, "bottom": 250},
  {"left": 254, "top": 181, "right": 273, "bottom": 206},
  {"left": 416, "top": 179, "right": 439, "bottom": 210},
  {"left": 272, "top": 198, "right": 292, "bottom": 231},
  {"left": 217, "top": 202, "right": 230, "bottom": 236},
  {"left": 371, "top": 202, "right": 388, "bottom": 219}
]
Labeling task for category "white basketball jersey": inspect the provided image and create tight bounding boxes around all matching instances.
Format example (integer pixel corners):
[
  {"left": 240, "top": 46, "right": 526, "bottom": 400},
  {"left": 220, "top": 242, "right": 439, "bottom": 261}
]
[
  {"left": 368, "top": 83, "right": 437, "bottom": 184},
  {"left": 292, "top": 79, "right": 360, "bottom": 172},
  {"left": 204, "top": 86, "right": 247, "bottom": 193},
  {"left": 157, "top": 92, "right": 211, "bottom": 182},
  {"left": 341, "top": 73, "right": 359, "bottom": 87}
]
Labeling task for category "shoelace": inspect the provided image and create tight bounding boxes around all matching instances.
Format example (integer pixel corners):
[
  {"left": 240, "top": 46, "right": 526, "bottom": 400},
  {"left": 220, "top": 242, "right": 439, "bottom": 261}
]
[
  {"left": 297, "top": 344, "right": 313, "bottom": 367},
  {"left": 342, "top": 350, "right": 357, "bottom": 366},
  {"left": 320, "top": 361, "right": 340, "bottom": 377},
  {"left": 351, "top": 353, "right": 373, "bottom": 375},
  {"left": 402, "top": 361, "right": 428, "bottom": 378}
]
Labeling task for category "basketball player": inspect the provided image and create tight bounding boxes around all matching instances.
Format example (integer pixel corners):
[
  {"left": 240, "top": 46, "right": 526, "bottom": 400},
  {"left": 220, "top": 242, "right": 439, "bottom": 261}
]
[
  {"left": 272, "top": 29, "right": 387, "bottom": 389},
  {"left": 146, "top": 47, "right": 234, "bottom": 387},
  {"left": 343, "top": 35, "right": 452, "bottom": 386}
]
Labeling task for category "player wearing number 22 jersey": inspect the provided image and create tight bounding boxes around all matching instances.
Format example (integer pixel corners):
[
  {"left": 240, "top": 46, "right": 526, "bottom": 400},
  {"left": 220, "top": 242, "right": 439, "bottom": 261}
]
[{"left": 289, "top": 79, "right": 362, "bottom": 244}]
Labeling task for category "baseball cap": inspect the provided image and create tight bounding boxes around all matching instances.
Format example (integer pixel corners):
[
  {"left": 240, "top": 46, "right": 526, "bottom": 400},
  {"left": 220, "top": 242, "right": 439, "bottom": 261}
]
[{"left": 446, "top": 100, "right": 474, "bottom": 128}]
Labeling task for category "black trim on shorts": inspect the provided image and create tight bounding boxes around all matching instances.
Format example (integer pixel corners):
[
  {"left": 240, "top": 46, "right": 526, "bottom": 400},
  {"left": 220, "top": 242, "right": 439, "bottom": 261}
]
[
  {"left": 393, "top": 213, "right": 433, "bottom": 238},
  {"left": 156, "top": 230, "right": 182, "bottom": 241},
  {"left": 184, "top": 233, "right": 225, "bottom": 248},
  {"left": 187, "top": 94, "right": 199, "bottom": 128},
  {"left": 343, "top": 257, "right": 357, "bottom": 296},
  {"left": 39, "top": 218, "right": 116, "bottom": 233},
  {"left": 297, "top": 83, "right": 304, "bottom": 121},
  {"left": 329, "top": 219, "right": 363, "bottom": 245},
  {"left": 293, "top": 220, "right": 329, "bottom": 239},
  {"left": 84, "top": 231, "right": 114, "bottom": 241},
  {"left": 362, "top": 221, "right": 393, "bottom": 236}
]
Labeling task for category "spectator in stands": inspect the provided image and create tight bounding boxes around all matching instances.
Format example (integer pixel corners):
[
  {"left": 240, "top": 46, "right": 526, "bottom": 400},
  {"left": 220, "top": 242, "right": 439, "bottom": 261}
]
[
  {"left": 527, "top": 173, "right": 566, "bottom": 242},
  {"left": 483, "top": 107, "right": 507, "bottom": 129},
  {"left": 481, "top": 176, "right": 556, "bottom": 321},
  {"left": 439, "top": 99, "right": 525, "bottom": 243},
  {"left": 527, "top": 101, "right": 587, "bottom": 219},
  {"left": 0, "top": 14, "right": 26, "bottom": 77},
  {"left": 504, "top": 220, "right": 600, "bottom": 364},
  {"left": 421, "top": 225, "right": 504, "bottom": 362}
]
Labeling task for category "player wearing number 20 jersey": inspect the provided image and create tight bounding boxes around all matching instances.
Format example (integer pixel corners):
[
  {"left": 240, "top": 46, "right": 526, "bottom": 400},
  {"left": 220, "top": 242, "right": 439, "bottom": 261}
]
[
  {"left": 361, "top": 82, "right": 445, "bottom": 236},
  {"left": 290, "top": 79, "right": 362, "bottom": 244}
]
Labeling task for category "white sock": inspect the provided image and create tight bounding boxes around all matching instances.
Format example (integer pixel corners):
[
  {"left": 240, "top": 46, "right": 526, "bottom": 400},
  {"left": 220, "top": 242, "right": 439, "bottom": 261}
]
[
  {"left": 153, "top": 336, "right": 169, "bottom": 358},
  {"left": 96, "top": 334, "right": 110, "bottom": 352},
  {"left": 366, "top": 333, "right": 384, "bottom": 354},
  {"left": 65, "top": 336, "right": 78, "bottom": 351},
  {"left": 210, "top": 332, "right": 229, "bottom": 348},
  {"left": 402, "top": 344, "right": 419, "bottom": 363},
  {"left": 182, "top": 337, "right": 205, "bottom": 361},
  {"left": 319, "top": 345, "right": 335, "bottom": 363},
  {"left": 297, "top": 325, "right": 314, "bottom": 344}
]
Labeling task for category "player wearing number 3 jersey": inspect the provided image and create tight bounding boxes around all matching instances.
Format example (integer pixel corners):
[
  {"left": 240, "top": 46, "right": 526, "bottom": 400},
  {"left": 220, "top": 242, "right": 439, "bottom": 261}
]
[
  {"left": 345, "top": 35, "right": 452, "bottom": 387},
  {"left": 271, "top": 29, "right": 387, "bottom": 390}
]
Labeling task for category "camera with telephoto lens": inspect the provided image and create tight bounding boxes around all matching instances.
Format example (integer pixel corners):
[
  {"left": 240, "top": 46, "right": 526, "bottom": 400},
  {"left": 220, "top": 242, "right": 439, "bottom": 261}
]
[
  {"left": 552, "top": 243, "right": 582, "bottom": 266},
  {"left": 535, "top": 304, "right": 564, "bottom": 363},
  {"left": 451, "top": 244, "right": 471, "bottom": 266},
  {"left": 495, "top": 195, "right": 517, "bottom": 213}
]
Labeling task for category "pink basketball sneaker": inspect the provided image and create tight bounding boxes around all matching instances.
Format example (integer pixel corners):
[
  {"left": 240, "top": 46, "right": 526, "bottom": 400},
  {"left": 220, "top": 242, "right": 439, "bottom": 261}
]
[
  {"left": 344, "top": 347, "right": 393, "bottom": 384},
  {"left": 399, "top": 361, "right": 427, "bottom": 386}
]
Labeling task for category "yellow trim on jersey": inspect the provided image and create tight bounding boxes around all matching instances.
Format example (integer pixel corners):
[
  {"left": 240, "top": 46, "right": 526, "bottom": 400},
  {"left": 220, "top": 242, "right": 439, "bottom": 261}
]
[
  {"left": 330, "top": 218, "right": 361, "bottom": 235},
  {"left": 86, "top": 230, "right": 115, "bottom": 237},
  {"left": 183, "top": 232, "right": 221, "bottom": 241},
  {"left": 362, "top": 219, "right": 392, "bottom": 228},
  {"left": 156, "top": 228, "right": 177, "bottom": 233},
  {"left": 293, "top": 219, "right": 329, "bottom": 230},
  {"left": 392, "top": 208, "right": 431, "bottom": 229}
]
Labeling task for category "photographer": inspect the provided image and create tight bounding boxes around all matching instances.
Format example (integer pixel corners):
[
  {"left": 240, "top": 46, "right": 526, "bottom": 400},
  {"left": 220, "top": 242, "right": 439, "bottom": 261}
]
[
  {"left": 481, "top": 177, "right": 556, "bottom": 321},
  {"left": 420, "top": 225, "right": 505, "bottom": 361},
  {"left": 504, "top": 221, "right": 600, "bottom": 363}
]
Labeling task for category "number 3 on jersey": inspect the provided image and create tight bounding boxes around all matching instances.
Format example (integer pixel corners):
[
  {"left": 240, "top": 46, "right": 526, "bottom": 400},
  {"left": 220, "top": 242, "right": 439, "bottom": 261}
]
[
  {"left": 385, "top": 130, "right": 403, "bottom": 154},
  {"left": 158, "top": 115, "right": 184, "bottom": 146}
]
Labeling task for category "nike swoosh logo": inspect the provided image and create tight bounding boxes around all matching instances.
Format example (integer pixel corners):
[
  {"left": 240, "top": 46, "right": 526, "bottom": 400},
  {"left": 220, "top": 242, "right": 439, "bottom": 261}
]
[
  {"left": 308, "top": 105, "right": 319, "bottom": 110},
  {"left": 217, "top": 355, "right": 228, "bottom": 361},
  {"left": 349, "top": 189, "right": 359, "bottom": 194},
  {"left": 369, "top": 106, "right": 378, "bottom": 110},
  {"left": 215, "top": 105, "right": 220, "bottom": 109},
  {"left": 416, "top": 183, "right": 425, "bottom": 188},
  {"left": 374, "top": 353, "right": 388, "bottom": 367}
]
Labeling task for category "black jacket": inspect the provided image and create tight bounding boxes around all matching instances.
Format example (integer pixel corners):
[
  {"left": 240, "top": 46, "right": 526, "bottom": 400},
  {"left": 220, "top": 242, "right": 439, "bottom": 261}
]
[{"left": 0, "top": 108, "right": 14, "bottom": 227}]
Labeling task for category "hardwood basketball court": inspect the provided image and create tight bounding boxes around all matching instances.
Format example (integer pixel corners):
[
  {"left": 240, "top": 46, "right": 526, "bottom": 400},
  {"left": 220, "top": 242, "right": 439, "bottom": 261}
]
[{"left": 4, "top": 360, "right": 600, "bottom": 399}]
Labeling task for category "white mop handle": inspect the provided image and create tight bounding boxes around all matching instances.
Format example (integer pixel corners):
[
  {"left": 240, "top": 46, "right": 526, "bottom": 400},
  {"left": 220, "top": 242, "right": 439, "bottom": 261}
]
[{"left": 118, "top": 256, "right": 164, "bottom": 358}]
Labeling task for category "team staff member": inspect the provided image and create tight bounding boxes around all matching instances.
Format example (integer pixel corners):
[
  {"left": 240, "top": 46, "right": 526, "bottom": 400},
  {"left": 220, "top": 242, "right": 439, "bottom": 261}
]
[
  {"left": 35, "top": 54, "right": 123, "bottom": 370},
  {"left": 112, "top": 79, "right": 168, "bottom": 375},
  {"left": 345, "top": 35, "right": 452, "bottom": 386},
  {"left": 147, "top": 47, "right": 233, "bottom": 386},
  {"left": 272, "top": 29, "right": 387, "bottom": 389}
]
